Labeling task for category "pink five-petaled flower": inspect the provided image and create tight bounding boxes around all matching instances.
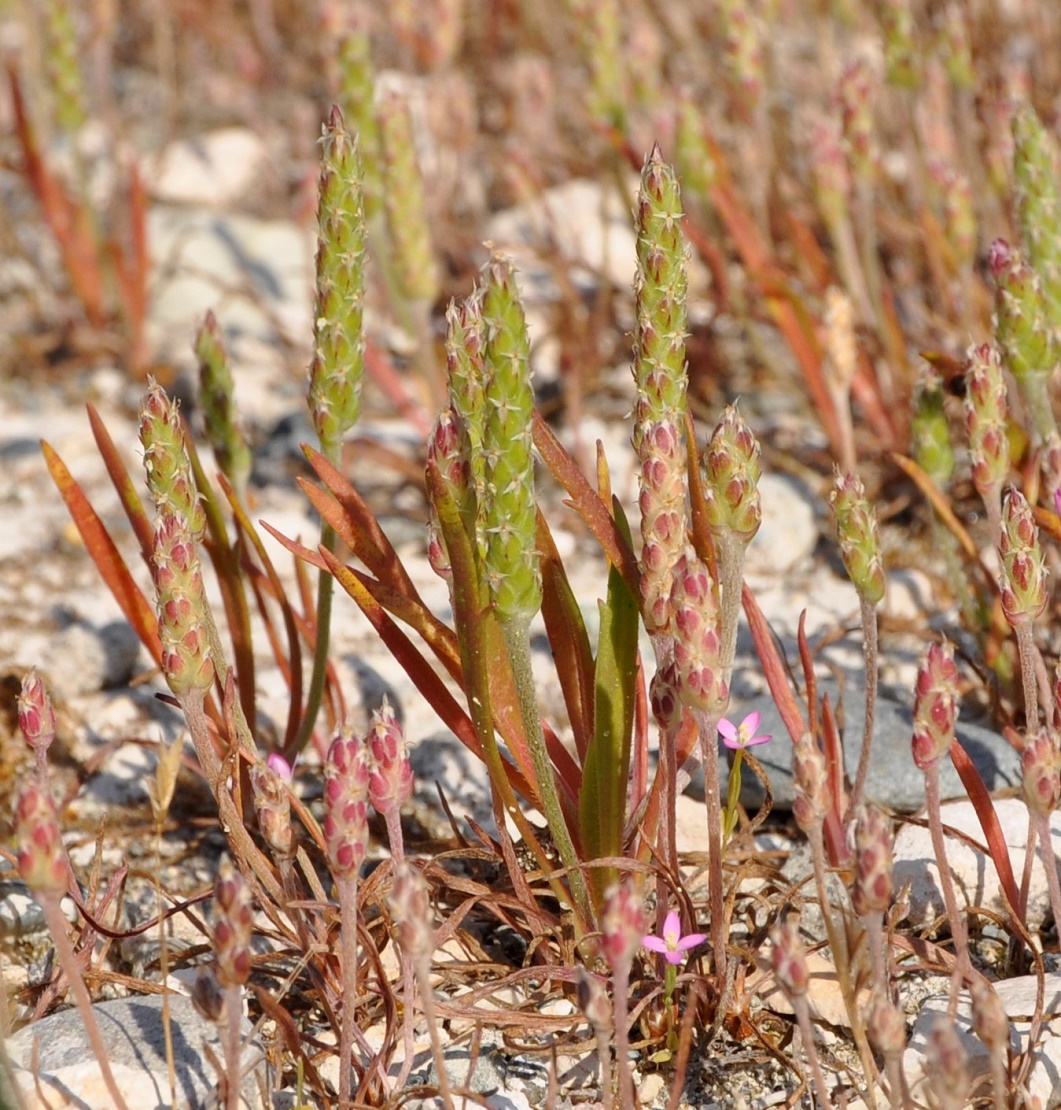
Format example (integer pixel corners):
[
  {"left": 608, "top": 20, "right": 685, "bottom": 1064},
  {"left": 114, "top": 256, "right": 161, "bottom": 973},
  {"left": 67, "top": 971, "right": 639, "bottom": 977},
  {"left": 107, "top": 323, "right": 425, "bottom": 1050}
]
[
  {"left": 642, "top": 910, "right": 706, "bottom": 966},
  {"left": 718, "top": 710, "right": 772, "bottom": 751}
]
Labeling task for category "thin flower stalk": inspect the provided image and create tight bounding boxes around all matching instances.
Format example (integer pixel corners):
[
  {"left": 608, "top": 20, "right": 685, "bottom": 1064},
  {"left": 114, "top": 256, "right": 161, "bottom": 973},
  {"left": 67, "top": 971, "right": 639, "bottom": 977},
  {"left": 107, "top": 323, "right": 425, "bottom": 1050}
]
[
  {"left": 577, "top": 972, "right": 614, "bottom": 1110},
  {"left": 970, "top": 977, "right": 1009, "bottom": 1110},
  {"left": 718, "top": 711, "right": 771, "bottom": 842},
  {"left": 830, "top": 470, "right": 885, "bottom": 819},
  {"left": 867, "top": 994, "right": 909, "bottom": 1110},
  {"left": 791, "top": 732, "right": 877, "bottom": 1101},
  {"left": 300, "top": 106, "right": 367, "bottom": 755},
  {"left": 1019, "top": 729, "right": 1061, "bottom": 936},
  {"left": 16, "top": 782, "right": 131, "bottom": 1110},
  {"left": 389, "top": 863, "right": 454, "bottom": 1110},
  {"left": 912, "top": 640, "right": 970, "bottom": 1011},
  {"left": 212, "top": 855, "right": 253, "bottom": 1110},
  {"left": 998, "top": 486, "right": 1049, "bottom": 731},
  {"left": 770, "top": 918, "right": 835, "bottom": 1110},
  {"left": 323, "top": 726, "right": 371, "bottom": 1103},
  {"left": 601, "top": 883, "right": 643, "bottom": 1110}
]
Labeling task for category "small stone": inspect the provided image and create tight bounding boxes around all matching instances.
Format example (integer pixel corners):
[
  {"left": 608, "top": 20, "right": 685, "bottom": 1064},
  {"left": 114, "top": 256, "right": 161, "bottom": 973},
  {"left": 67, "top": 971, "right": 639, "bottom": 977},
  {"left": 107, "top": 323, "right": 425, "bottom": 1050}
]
[
  {"left": 4, "top": 994, "right": 269, "bottom": 1110},
  {"left": 146, "top": 128, "right": 271, "bottom": 209},
  {"left": 893, "top": 797, "right": 1060, "bottom": 931},
  {"left": 40, "top": 621, "right": 141, "bottom": 697}
]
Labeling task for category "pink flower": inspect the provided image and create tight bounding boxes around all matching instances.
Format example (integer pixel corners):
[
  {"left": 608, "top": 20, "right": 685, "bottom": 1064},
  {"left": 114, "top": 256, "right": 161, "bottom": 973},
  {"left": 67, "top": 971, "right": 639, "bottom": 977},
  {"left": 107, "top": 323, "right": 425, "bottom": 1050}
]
[
  {"left": 267, "top": 753, "right": 293, "bottom": 782},
  {"left": 718, "top": 710, "right": 772, "bottom": 750},
  {"left": 642, "top": 910, "right": 706, "bottom": 966}
]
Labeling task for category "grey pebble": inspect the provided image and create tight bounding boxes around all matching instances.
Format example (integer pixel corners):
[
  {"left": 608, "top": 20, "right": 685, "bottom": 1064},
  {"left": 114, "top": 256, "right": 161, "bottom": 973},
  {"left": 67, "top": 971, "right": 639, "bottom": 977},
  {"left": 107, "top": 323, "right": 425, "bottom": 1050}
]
[{"left": 3, "top": 994, "right": 270, "bottom": 1110}]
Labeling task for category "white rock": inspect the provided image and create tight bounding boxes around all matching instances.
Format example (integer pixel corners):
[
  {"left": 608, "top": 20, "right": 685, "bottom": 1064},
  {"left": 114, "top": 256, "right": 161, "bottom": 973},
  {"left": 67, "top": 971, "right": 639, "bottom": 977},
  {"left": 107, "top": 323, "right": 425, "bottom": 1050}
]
[
  {"left": 5, "top": 994, "right": 269, "bottom": 1109},
  {"left": 487, "top": 178, "right": 639, "bottom": 297},
  {"left": 893, "top": 797, "right": 1060, "bottom": 932},
  {"left": 903, "top": 975, "right": 1061, "bottom": 1110},
  {"left": 147, "top": 206, "right": 314, "bottom": 353},
  {"left": 146, "top": 128, "right": 271, "bottom": 209},
  {"left": 745, "top": 472, "right": 819, "bottom": 576}
]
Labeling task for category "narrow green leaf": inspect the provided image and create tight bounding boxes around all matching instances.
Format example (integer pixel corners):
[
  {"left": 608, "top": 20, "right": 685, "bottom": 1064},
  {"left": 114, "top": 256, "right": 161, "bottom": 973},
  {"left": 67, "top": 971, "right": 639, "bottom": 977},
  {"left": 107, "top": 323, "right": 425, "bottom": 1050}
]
[{"left": 580, "top": 557, "right": 639, "bottom": 899}]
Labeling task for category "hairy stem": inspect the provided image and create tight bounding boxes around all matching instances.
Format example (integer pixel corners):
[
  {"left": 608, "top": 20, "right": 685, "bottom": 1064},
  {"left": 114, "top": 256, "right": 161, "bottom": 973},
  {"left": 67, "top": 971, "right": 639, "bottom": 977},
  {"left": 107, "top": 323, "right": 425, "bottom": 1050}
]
[
  {"left": 846, "top": 595, "right": 879, "bottom": 820},
  {"left": 502, "top": 613, "right": 591, "bottom": 922},
  {"left": 41, "top": 896, "right": 131, "bottom": 1110}
]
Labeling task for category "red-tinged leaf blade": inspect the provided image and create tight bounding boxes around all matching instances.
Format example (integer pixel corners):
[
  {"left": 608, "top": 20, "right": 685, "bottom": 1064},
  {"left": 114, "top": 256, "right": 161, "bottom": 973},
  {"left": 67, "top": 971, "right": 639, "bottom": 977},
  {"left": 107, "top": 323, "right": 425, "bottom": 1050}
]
[
  {"left": 299, "top": 447, "right": 418, "bottom": 595},
  {"left": 891, "top": 453, "right": 980, "bottom": 562},
  {"left": 741, "top": 583, "right": 806, "bottom": 743},
  {"left": 86, "top": 402, "right": 154, "bottom": 563},
  {"left": 42, "top": 441, "right": 161, "bottom": 662},
  {"left": 218, "top": 473, "right": 304, "bottom": 751},
  {"left": 948, "top": 737, "right": 1023, "bottom": 926},
  {"left": 538, "top": 509, "right": 594, "bottom": 763},
  {"left": 323, "top": 539, "right": 538, "bottom": 809},
  {"left": 184, "top": 428, "right": 256, "bottom": 732},
  {"left": 260, "top": 518, "right": 465, "bottom": 682},
  {"left": 532, "top": 411, "right": 640, "bottom": 593}
]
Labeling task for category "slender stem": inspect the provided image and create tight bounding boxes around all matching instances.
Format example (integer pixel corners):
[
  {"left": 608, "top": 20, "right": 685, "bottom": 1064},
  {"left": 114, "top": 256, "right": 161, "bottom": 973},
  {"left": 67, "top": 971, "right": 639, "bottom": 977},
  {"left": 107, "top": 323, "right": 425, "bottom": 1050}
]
[
  {"left": 337, "top": 877, "right": 360, "bottom": 1104},
  {"left": 793, "top": 995, "right": 836, "bottom": 1110},
  {"left": 40, "top": 896, "right": 131, "bottom": 1110},
  {"left": 865, "top": 914, "right": 887, "bottom": 999},
  {"left": 394, "top": 957, "right": 417, "bottom": 1090},
  {"left": 156, "top": 823, "right": 177, "bottom": 1109},
  {"left": 846, "top": 596, "right": 879, "bottom": 821},
  {"left": 501, "top": 614, "right": 591, "bottom": 922},
  {"left": 1015, "top": 622, "right": 1041, "bottom": 731},
  {"left": 413, "top": 952, "right": 455, "bottom": 1110},
  {"left": 924, "top": 765, "right": 971, "bottom": 1012},
  {"left": 1036, "top": 812, "right": 1061, "bottom": 947},
  {"left": 695, "top": 708, "right": 726, "bottom": 979},
  {"left": 612, "top": 958, "right": 635, "bottom": 1110},
  {"left": 222, "top": 983, "right": 242, "bottom": 1110},
  {"left": 807, "top": 826, "right": 877, "bottom": 1105},
  {"left": 294, "top": 521, "right": 338, "bottom": 754}
]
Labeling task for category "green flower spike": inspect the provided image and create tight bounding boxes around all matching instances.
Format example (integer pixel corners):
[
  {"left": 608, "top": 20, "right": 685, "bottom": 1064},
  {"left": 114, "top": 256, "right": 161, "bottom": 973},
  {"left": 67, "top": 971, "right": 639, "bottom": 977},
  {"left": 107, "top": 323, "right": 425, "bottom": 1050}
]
[
  {"left": 632, "top": 145, "right": 690, "bottom": 640},
  {"left": 880, "top": 0, "right": 920, "bottom": 90},
  {"left": 1013, "top": 104, "right": 1061, "bottom": 344},
  {"left": 378, "top": 89, "right": 439, "bottom": 307},
  {"left": 911, "top": 375, "right": 955, "bottom": 487},
  {"left": 830, "top": 471, "right": 885, "bottom": 606},
  {"left": 139, "top": 380, "right": 206, "bottom": 541},
  {"left": 335, "top": 13, "right": 382, "bottom": 221},
  {"left": 989, "top": 238, "right": 1058, "bottom": 445},
  {"left": 308, "top": 106, "right": 366, "bottom": 460},
  {"left": 196, "top": 310, "right": 252, "bottom": 500},
  {"left": 965, "top": 343, "right": 1009, "bottom": 534},
  {"left": 567, "top": 0, "right": 625, "bottom": 130},
  {"left": 444, "top": 296, "right": 486, "bottom": 514},
  {"left": 43, "top": 0, "right": 87, "bottom": 136},
  {"left": 479, "top": 254, "right": 541, "bottom": 624},
  {"left": 152, "top": 511, "right": 214, "bottom": 697}
]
